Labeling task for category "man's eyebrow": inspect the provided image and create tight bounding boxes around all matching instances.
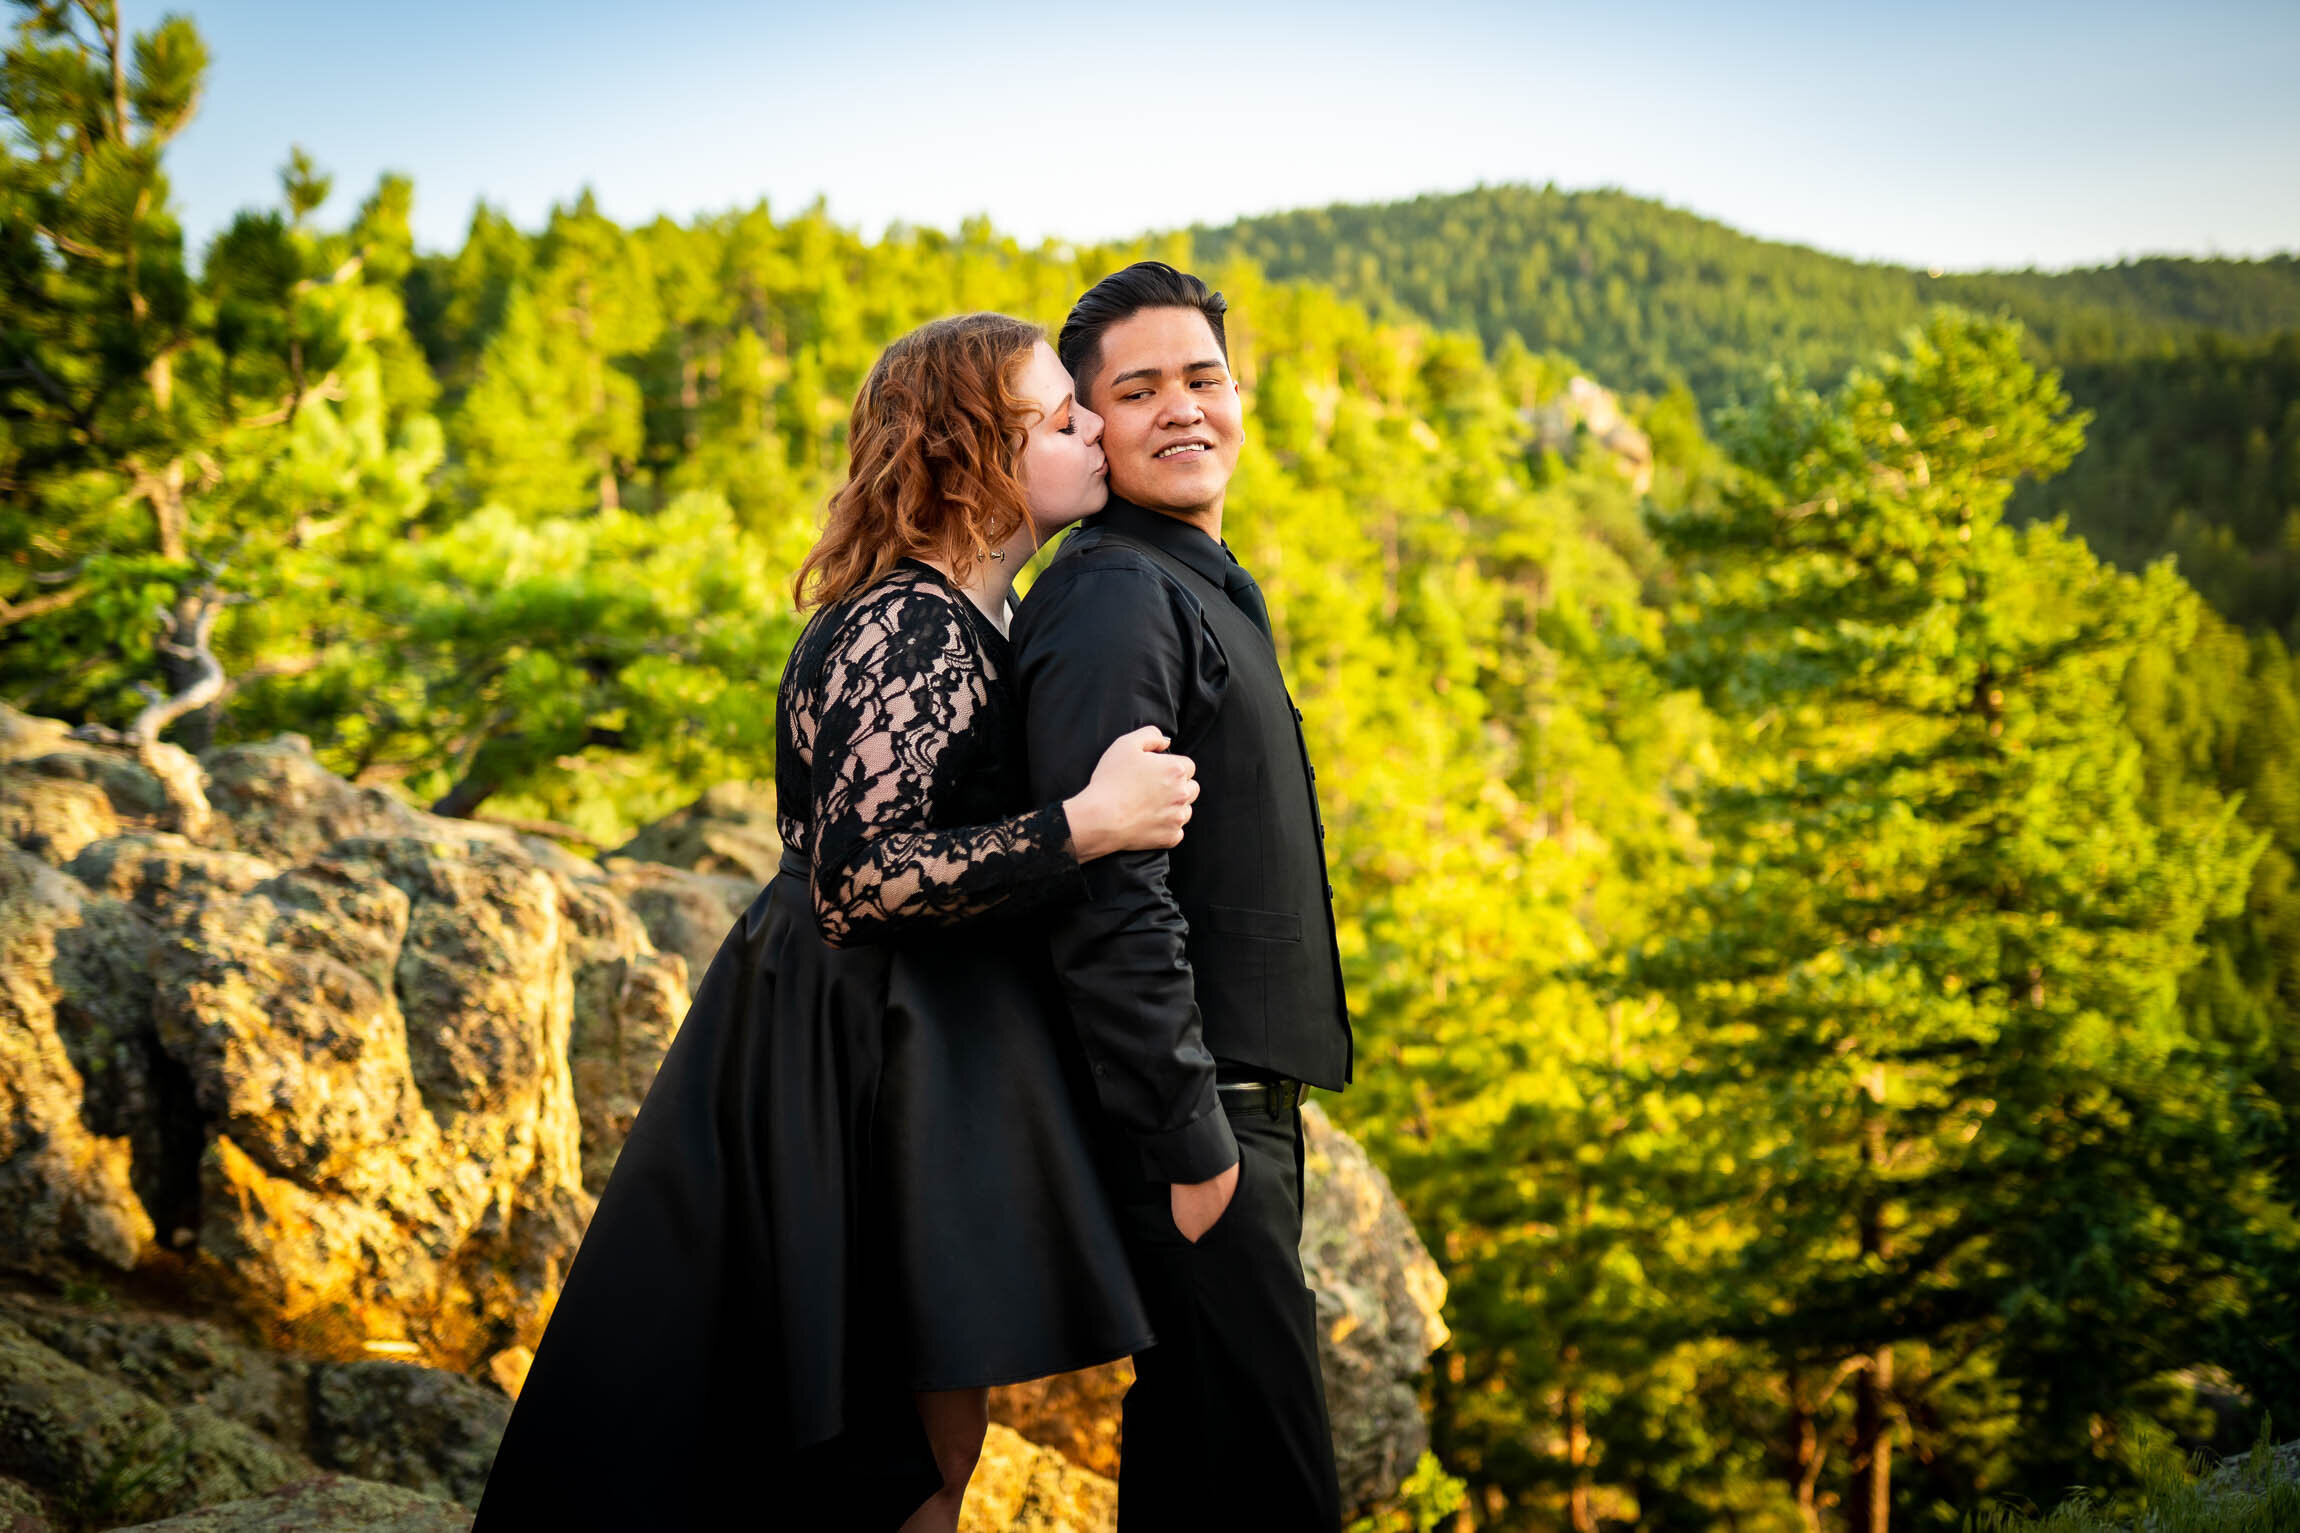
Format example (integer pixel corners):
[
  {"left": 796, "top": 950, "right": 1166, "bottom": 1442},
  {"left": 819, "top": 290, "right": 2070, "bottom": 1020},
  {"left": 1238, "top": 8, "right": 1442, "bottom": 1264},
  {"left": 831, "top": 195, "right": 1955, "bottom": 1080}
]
[{"left": 1108, "top": 359, "right": 1226, "bottom": 388}]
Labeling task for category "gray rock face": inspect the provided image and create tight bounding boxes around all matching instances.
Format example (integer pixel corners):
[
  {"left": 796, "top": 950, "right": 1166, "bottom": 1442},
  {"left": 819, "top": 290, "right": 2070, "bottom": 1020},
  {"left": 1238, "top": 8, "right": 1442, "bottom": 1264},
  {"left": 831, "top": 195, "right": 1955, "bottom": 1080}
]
[
  {"left": 0, "top": 1476, "right": 46, "bottom": 1533},
  {"left": 603, "top": 779, "right": 782, "bottom": 883},
  {"left": 107, "top": 1475, "right": 473, "bottom": 1532},
  {"left": 0, "top": 1289, "right": 503, "bottom": 1526},
  {"left": 196, "top": 736, "right": 435, "bottom": 869},
  {"left": 0, "top": 704, "right": 683, "bottom": 1374},
  {"left": 1301, "top": 1101, "right": 1451, "bottom": 1516},
  {"left": 599, "top": 858, "right": 753, "bottom": 986},
  {"left": 305, "top": 1362, "right": 505, "bottom": 1508},
  {"left": 0, "top": 1314, "right": 303, "bottom": 1528},
  {"left": 0, "top": 847, "right": 155, "bottom": 1273}
]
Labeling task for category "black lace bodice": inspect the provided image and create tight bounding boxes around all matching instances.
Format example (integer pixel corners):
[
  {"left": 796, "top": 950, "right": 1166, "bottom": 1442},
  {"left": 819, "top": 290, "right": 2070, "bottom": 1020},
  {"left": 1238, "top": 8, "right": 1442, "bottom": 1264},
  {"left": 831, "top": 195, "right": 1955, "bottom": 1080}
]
[{"left": 774, "top": 560, "right": 1082, "bottom": 946}]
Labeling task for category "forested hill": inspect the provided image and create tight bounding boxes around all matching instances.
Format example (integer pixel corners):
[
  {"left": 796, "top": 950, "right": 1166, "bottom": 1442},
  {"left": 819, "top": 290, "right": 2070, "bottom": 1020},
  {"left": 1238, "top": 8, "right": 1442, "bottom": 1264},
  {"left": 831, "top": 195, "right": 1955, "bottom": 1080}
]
[
  {"left": 1191, "top": 184, "right": 2300, "bottom": 400},
  {"left": 1195, "top": 184, "right": 2300, "bottom": 638}
]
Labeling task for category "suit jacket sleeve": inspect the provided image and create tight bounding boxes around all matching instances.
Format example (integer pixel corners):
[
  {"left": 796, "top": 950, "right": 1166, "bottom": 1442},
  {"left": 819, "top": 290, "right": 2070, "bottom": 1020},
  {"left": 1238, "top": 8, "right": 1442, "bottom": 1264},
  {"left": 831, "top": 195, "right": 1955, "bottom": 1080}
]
[{"left": 1015, "top": 556, "right": 1240, "bottom": 1184}]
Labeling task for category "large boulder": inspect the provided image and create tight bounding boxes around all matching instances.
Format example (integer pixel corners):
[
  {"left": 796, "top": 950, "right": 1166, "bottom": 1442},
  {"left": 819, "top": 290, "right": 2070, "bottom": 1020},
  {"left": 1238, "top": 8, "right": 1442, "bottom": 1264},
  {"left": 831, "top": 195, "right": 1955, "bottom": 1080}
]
[
  {"left": 0, "top": 1315, "right": 304, "bottom": 1528},
  {"left": 602, "top": 780, "right": 782, "bottom": 884},
  {"left": 598, "top": 857, "right": 753, "bottom": 985},
  {"left": 960, "top": 1424, "right": 1116, "bottom": 1533},
  {"left": 1301, "top": 1100, "right": 1451, "bottom": 1514},
  {"left": 0, "top": 1287, "right": 504, "bottom": 1526},
  {"left": 0, "top": 764, "right": 119, "bottom": 865},
  {"left": 0, "top": 707, "right": 686, "bottom": 1376},
  {"left": 0, "top": 847, "right": 156, "bottom": 1273},
  {"left": 195, "top": 736, "right": 434, "bottom": 868},
  {"left": 107, "top": 1475, "right": 472, "bottom": 1532},
  {"left": 988, "top": 1362, "right": 1131, "bottom": 1480}
]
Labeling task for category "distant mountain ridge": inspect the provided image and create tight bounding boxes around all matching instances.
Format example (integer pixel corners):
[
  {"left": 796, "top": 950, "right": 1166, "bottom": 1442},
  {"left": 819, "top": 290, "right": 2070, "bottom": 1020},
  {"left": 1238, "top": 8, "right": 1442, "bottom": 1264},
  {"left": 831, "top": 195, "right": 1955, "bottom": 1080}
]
[
  {"left": 1190, "top": 184, "right": 2300, "bottom": 402},
  {"left": 1192, "top": 185, "right": 2300, "bottom": 639}
]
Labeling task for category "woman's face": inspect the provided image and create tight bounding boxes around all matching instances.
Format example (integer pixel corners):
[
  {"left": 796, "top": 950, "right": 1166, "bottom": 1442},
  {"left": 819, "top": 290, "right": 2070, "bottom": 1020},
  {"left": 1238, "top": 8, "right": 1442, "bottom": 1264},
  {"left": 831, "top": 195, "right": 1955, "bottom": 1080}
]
[{"left": 1015, "top": 340, "right": 1107, "bottom": 542}]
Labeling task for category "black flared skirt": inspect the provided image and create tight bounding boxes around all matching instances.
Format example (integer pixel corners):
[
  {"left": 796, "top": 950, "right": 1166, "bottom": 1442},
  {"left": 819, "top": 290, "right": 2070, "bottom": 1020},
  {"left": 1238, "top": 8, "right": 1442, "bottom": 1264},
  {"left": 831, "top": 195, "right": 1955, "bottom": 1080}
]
[{"left": 471, "top": 867, "right": 1152, "bottom": 1529}]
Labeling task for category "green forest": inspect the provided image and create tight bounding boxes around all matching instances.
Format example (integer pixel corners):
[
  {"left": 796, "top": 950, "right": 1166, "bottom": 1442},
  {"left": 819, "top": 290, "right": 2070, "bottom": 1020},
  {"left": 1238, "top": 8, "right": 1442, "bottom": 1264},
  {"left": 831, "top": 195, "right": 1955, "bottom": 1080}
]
[
  {"left": 5, "top": 7, "right": 2299, "bottom": 1531},
  {"left": 1198, "top": 186, "right": 2300, "bottom": 640}
]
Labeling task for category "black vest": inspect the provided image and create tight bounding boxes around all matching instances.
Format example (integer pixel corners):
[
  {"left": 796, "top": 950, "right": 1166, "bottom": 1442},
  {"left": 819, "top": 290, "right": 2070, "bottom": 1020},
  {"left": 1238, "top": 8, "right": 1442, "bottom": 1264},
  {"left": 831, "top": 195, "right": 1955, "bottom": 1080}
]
[{"left": 1063, "top": 521, "right": 1354, "bottom": 1091}]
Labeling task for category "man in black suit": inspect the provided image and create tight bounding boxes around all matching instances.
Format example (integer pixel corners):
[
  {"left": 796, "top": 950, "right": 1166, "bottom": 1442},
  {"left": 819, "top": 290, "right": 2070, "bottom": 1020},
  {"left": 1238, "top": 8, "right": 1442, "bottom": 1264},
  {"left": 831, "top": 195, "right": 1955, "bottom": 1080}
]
[{"left": 1013, "top": 262, "right": 1354, "bottom": 1528}]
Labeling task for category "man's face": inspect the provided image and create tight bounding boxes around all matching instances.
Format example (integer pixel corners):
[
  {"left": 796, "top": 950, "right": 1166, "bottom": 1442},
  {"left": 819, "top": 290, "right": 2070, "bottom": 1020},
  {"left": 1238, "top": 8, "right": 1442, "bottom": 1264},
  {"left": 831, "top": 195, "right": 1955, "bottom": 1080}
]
[{"left": 1082, "top": 307, "right": 1244, "bottom": 517}]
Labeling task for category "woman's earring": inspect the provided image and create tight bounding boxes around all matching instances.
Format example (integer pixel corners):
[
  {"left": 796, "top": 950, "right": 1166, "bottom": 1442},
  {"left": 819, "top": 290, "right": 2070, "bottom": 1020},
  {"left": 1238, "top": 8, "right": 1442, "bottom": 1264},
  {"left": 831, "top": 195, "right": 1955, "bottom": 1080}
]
[{"left": 989, "top": 549, "right": 1006, "bottom": 561}]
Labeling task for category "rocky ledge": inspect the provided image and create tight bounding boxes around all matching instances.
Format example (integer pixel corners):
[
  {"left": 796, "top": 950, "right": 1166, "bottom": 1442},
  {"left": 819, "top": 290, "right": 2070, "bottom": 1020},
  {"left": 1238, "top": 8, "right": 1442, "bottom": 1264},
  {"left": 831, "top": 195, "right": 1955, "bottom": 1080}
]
[{"left": 0, "top": 704, "right": 1448, "bottom": 1528}]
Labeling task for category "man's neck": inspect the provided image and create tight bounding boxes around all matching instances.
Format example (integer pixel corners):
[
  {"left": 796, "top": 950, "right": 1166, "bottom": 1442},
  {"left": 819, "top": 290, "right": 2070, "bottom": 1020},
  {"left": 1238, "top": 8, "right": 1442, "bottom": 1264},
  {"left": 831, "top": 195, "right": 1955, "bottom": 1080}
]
[{"left": 1118, "top": 494, "right": 1223, "bottom": 544}]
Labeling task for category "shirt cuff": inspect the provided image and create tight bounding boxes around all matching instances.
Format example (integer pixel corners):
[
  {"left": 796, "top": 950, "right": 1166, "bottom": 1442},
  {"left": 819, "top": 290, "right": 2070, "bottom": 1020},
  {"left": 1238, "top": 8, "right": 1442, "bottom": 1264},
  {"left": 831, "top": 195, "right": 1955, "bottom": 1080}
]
[{"left": 1135, "top": 1100, "right": 1241, "bottom": 1183}]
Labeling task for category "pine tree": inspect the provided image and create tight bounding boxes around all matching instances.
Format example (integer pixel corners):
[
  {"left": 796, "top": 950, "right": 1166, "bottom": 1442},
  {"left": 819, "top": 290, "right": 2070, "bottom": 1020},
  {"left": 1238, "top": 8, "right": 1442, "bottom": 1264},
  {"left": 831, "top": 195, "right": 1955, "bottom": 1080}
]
[{"left": 1634, "top": 312, "right": 2265, "bottom": 1525}]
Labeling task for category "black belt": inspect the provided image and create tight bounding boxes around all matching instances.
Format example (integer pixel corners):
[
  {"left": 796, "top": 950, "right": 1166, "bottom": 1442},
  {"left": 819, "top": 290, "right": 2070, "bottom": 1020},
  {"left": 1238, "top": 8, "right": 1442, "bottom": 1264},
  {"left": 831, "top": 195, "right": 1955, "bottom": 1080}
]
[{"left": 1216, "top": 1078, "right": 1305, "bottom": 1117}]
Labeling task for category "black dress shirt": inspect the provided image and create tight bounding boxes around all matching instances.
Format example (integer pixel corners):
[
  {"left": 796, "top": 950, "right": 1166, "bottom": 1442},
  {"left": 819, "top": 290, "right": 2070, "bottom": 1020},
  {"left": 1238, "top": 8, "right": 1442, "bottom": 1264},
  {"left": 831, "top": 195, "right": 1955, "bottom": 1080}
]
[{"left": 1013, "top": 498, "right": 1353, "bottom": 1184}]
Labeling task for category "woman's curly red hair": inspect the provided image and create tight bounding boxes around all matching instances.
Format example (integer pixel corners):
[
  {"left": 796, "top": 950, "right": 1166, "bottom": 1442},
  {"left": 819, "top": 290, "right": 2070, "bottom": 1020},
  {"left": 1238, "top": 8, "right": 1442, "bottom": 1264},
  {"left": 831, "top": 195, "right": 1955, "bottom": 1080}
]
[{"left": 793, "top": 312, "right": 1043, "bottom": 611}]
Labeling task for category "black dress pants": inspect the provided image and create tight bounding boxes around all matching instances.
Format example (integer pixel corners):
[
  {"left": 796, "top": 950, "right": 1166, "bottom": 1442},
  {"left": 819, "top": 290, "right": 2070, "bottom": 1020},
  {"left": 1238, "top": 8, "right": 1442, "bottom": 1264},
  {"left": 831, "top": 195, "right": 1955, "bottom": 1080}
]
[{"left": 1114, "top": 1096, "right": 1343, "bottom": 1530}]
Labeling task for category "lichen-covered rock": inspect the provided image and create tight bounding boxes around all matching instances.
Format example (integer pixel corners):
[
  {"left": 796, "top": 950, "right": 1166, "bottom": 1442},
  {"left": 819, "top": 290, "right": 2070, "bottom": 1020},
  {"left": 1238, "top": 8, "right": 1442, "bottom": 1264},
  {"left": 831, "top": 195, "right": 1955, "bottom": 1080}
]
[
  {"left": 0, "top": 711, "right": 700, "bottom": 1373},
  {"left": 0, "top": 766, "right": 119, "bottom": 865},
  {"left": 162, "top": 831, "right": 601, "bottom": 1369},
  {"left": 988, "top": 1362, "right": 1131, "bottom": 1480},
  {"left": 0, "top": 1475, "right": 47, "bottom": 1533},
  {"left": 5, "top": 745, "right": 173, "bottom": 823},
  {"left": 603, "top": 780, "right": 782, "bottom": 883},
  {"left": 0, "top": 1317, "right": 303, "bottom": 1525},
  {"left": 5, "top": 1294, "right": 311, "bottom": 1449},
  {"left": 0, "top": 1290, "right": 500, "bottom": 1512},
  {"left": 538, "top": 864, "right": 689, "bottom": 1192},
  {"left": 0, "top": 707, "right": 71, "bottom": 764},
  {"left": 0, "top": 848, "right": 155, "bottom": 1271},
  {"left": 106, "top": 1474, "right": 472, "bottom": 1532},
  {"left": 1301, "top": 1101, "right": 1450, "bottom": 1516},
  {"left": 61, "top": 833, "right": 275, "bottom": 919},
  {"left": 600, "top": 857, "right": 753, "bottom": 986},
  {"left": 304, "top": 1362, "right": 506, "bottom": 1508},
  {"left": 198, "top": 736, "right": 435, "bottom": 868},
  {"left": 961, "top": 1423, "right": 1116, "bottom": 1533}
]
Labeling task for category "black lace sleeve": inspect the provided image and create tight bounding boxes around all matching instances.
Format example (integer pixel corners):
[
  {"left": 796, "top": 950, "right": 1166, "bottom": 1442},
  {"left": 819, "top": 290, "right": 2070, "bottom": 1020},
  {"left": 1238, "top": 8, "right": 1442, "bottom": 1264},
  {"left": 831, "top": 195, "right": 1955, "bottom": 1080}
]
[{"left": 805, "top": 582, "right": 1083, "bottom": 947}]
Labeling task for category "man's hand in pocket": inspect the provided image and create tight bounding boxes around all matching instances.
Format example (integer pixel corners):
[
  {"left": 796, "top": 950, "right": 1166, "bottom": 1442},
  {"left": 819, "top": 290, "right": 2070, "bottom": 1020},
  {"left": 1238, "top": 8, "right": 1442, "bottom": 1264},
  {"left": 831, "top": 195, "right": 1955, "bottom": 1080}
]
[{"left": 1171, "top": 1159, "right": 1241, "bottom": 1243}]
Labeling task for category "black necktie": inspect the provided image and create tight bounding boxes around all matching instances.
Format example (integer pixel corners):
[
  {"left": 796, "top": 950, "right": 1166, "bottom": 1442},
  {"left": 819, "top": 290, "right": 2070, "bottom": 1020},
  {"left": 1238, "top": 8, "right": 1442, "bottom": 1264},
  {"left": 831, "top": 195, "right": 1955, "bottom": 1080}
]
[{"left": 1219, "top": 547, "right": 1272, "bottom": 639}]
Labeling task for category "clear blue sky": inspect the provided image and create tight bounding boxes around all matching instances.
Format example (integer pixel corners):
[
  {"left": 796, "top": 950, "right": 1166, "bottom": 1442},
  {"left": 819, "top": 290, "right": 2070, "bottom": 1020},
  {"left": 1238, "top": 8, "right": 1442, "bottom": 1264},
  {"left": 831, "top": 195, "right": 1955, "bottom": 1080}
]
[{"left": 129, "top": 0, "right": 2300, "bottom": 273}]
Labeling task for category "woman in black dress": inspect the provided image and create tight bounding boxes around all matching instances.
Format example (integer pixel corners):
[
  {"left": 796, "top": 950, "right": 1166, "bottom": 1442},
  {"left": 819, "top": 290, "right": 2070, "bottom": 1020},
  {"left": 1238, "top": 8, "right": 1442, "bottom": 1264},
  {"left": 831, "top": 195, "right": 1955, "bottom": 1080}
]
[{"left": 471, "top": 314, "right": 1193, "bottom": 1531}]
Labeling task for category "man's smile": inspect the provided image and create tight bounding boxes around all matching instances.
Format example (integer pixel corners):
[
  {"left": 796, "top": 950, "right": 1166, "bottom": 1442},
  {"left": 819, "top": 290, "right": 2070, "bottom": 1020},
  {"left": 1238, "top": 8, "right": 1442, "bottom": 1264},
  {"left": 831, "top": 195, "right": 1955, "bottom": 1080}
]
[{"left": 1154, "top": 438, "right": 1213, "bottom": 460}]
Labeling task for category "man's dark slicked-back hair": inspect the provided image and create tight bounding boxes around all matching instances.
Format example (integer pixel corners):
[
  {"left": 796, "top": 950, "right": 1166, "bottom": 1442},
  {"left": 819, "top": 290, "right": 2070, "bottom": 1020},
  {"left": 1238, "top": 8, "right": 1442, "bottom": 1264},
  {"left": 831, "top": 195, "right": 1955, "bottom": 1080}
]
[{"left": 1058, "top": 261, "right": 1229, "bottom": 398}]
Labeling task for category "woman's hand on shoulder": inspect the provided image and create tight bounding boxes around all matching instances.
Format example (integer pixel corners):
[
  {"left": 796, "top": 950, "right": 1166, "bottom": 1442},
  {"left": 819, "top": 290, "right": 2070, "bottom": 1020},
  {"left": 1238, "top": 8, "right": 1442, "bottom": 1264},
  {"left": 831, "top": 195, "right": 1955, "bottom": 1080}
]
[{"left": 1063, "top": 725, "right": 1198, "bottom": 861}]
